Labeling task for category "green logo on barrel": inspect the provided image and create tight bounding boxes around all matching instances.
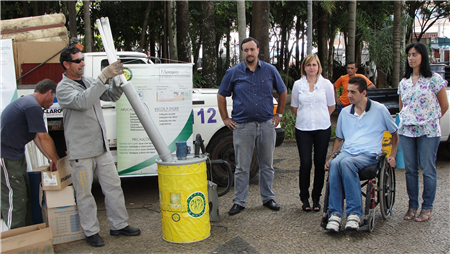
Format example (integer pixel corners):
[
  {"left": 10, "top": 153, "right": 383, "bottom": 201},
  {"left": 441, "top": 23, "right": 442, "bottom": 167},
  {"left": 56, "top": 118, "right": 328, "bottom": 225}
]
[
  {"left": 172, "top": 213, "right": 180, "bottom": 222},
  {"left": 187, "top": 192, "right": 206, "bottom": 218}
]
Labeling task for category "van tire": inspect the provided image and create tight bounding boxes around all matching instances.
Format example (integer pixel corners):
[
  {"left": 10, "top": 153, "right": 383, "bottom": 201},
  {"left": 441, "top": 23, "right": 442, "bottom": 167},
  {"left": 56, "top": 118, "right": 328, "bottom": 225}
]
[{"left": 206, "top": 129, "right": 259, "bottom": 187}]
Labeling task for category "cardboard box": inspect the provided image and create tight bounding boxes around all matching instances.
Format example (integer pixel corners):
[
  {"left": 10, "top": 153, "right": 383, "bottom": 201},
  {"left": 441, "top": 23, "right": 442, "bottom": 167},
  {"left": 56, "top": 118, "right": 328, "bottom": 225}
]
[
  {"left": 35, "top": 156, "right": 72, "bottom": 191},
  {"left": 40, "top": 186, "right": 85, "bottom": 245},
  {"left": 13, "top": 40, "right": 67, "bottom": 85},
  {"left": 0, "top": 223, "right": 53, "bottom": 254}
]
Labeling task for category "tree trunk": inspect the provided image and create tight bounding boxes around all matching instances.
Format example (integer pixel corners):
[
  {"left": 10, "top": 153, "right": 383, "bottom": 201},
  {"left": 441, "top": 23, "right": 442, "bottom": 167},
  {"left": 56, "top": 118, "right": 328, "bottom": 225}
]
[
  {"left": 163, "top": 1, "right": 168, "bottom": 61},
  {"left": 355, "top": 36, "right": 362, "bottom": 66},
  {"left": 22, "top": 2, "right": 29, "bottom": 17},
  {"left": 83, "top": 1, "right": 92, "bottom": 52},
  {"left": 347, "top": 0, "right": 356, "bottom": 63},
  {"left": 393, "top": 1, "right": 402, "bottom": 88},
  {"left": 237, "top": 0, "right": 246, "bottom": 62},
  {"left": 226, "top": 31, "right": 231, "bottom": 69},
  {"left": 168, "top": 0, "right": 177, "bottom": 60},
  {"left": 328, "top": 39, "right": 334, "bottom": 79},
  {"left": 202, "top": 1, "right": 217, "bottom": 87},
  {"left": 44, "top": 1, "right": 51, "bottom": 15},
  {"left": 32, "top": 1, "right": 39, "bottom": 16},
  {"left": 301, "top": 24, "right": 305, "bottom": 62},
  {"left": 150, "top": 32, "right": 156, "bottom": 58},
  {"left": 317, "top": 6, "right": 328, "bottom": 78},
  {"left": 251, "top": 1, "right": 270, "bottom": 63},
  {"left": 140, "top": 2, "right": 152, "bottom": 52},
  {"left": 68, "top": 1, "right": 77, "bottom": 40},
  {"left": 176, "top": 0, "right": 191, "bottom": 63},
  {"left": 328, "top": 21, "right": 337, "bottom": 79},
  {"left": 280, "top": 25, "right": 286, "bottom": 70},
  {"left": 405, "top": 1, "right": 420, "bottom": 45},
  {"left": 307, "top": 0, "right": 313, "bottom": 55},
  {"left": 284, "top": 31, "right": 290, "bottom": 76}
]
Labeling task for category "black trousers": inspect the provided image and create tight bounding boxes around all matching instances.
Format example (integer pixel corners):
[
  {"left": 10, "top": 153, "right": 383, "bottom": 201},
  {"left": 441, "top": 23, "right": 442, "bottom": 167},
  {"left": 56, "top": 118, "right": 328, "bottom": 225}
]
[{"left": 295, "top": 127, "right": 331, "bottom": 201}]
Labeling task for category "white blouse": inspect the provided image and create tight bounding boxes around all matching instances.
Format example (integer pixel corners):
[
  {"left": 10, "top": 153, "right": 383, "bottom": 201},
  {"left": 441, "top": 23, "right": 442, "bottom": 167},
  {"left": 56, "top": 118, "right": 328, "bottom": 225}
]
[{"left": 290, "top": 75, "right": 335, "bottom": 131}]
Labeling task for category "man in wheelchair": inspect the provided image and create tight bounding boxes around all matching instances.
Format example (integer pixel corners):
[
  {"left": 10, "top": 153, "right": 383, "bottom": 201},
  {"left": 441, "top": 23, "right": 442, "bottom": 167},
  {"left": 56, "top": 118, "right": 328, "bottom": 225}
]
[{"left": 324, "top": 77, "right": 398, "bottom": 232}]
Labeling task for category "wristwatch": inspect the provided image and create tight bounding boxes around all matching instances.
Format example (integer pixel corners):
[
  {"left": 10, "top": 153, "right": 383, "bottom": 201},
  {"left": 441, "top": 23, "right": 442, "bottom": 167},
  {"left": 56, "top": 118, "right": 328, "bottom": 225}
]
[{"left": 276, "top": 113, "right": 283, "bottom": 118}]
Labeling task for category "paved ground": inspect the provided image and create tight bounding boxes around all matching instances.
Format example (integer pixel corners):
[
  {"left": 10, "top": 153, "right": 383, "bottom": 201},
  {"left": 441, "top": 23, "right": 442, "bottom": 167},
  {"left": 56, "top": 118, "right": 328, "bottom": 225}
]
[{"left": 53, "top": 141, "right": 450, "bottom": 254}]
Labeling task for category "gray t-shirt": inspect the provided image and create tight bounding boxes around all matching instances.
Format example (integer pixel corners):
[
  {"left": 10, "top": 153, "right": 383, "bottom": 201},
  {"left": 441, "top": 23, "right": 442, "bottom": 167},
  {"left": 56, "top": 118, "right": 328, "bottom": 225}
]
[{"left": 1, "top": 95, "right": 46, "bottom": 160}]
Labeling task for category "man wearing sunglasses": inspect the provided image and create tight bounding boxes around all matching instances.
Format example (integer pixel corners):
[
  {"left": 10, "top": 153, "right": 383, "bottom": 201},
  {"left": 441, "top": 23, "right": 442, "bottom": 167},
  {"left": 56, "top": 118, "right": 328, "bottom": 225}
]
[{"left": 56, "top": 46, "right": 140, "bottom": 247}]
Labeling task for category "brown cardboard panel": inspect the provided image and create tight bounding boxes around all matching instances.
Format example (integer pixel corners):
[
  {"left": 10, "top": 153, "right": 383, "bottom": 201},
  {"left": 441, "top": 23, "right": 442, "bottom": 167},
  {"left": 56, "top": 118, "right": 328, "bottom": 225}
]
[
  {"left": 40, "top": 186, "right": 85, "bottom": 244},
  {"left": 1, "top": 240, "right": 53, "bottom": 254},
  {"left": 40, "top": 156, "right": 72, "bottom": 191},
  {"left": 44, "top": 186, "right": 76, "bottom": 208},
  {"left": 0, "top": 223, "right": 53, "bottom": 253},
  {"left": 14, "top": 41, "right": 67, "bottom": 64}
]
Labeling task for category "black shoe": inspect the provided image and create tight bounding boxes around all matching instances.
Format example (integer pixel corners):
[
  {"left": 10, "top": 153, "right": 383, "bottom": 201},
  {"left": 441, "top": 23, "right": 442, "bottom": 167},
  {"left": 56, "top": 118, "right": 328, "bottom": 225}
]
[
  {"left": 110, "top": 225, "right": 141, "bottom": 236},
  {"left": 313, "top": 198, "right": 321, "bottom": 212},
  {"left": 263, "top": 199, "right": 280, "bottom": 211},
  {"left": 301, "top": 199, "right": 311, "bottom": 212},
  {"left": 228, "top": 204, "right": 245, "bottom": 215},
  {"left": 86, "top": 233, "right": 104, "bottom": 247}
]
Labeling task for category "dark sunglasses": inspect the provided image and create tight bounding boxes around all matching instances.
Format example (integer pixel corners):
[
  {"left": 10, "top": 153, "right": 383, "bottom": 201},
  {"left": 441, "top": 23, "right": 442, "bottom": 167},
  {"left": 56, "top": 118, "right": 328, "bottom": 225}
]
[{"left": 67, "top": 57, "right": 84, "bottom": 64}]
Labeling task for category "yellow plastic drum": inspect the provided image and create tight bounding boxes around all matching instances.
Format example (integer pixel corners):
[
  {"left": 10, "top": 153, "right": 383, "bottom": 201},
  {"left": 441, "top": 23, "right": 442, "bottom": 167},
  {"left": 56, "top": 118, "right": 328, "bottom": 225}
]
[{"left": 156, "top": 155, "right": 210, "bottom": 243}]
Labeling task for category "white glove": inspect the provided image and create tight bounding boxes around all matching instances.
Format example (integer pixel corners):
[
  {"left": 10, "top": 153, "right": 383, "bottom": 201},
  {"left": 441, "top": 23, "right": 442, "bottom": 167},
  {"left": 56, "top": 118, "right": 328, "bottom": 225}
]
[{"left": 98, "top": 60, "right": 124, "bottom": 83}]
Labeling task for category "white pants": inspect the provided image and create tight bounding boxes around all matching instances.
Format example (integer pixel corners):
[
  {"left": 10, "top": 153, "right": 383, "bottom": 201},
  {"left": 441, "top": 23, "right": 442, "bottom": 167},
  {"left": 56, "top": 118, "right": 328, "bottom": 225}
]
[{"left": 70, "top": 151, "right": 128, "bottom": 236}]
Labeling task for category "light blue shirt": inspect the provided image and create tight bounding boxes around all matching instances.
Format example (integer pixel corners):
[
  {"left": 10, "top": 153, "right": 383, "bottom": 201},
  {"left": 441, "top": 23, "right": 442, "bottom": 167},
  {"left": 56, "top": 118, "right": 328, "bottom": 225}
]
[{"left": 336, "top": 100, "right": 398, "bottom": 155}]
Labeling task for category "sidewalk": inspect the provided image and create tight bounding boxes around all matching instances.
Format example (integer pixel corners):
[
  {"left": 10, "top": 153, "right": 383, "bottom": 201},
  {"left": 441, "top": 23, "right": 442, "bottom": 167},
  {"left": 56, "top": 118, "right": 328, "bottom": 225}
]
[{"left": 52, "top": 142, "right": 450, "bottom": 253}]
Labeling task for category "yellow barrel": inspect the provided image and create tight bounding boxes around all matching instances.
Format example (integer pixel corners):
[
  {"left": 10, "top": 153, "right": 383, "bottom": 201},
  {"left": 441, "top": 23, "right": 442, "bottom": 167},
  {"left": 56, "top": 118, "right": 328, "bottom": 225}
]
[{"left": 156, "top": 156, "right": 210, "bottom": 243}]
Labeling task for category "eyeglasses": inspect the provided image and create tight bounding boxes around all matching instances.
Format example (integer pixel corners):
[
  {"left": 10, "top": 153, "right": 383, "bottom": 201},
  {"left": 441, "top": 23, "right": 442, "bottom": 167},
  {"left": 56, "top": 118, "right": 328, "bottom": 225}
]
[{"left": 67, "top": 57, "right": 84, "bottom": 64}]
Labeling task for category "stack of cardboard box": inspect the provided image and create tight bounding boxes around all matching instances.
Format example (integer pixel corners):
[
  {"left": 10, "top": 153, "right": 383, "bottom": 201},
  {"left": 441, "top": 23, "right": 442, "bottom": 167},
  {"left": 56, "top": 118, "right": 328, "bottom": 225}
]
[
  {"left": 36, "top": 156, "right": 85, "bottom": 245},
  {"left": 0, "top": 156, "right": 84, "bottom": 253}
]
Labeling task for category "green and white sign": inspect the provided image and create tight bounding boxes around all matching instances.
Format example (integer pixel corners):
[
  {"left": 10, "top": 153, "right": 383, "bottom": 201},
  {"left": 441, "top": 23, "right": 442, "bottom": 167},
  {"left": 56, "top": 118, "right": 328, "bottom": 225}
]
[
  {"left": 116, "top": 64, "right": 193, "bottom": 176},
  {"left": 1, "top": 39, "right": 18, "bottom": 113}
]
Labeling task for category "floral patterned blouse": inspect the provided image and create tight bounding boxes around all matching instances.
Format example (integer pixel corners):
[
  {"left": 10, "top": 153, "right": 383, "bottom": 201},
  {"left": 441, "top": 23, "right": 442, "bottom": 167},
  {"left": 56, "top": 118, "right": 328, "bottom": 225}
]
[{"left": 397, "top": 72, "right": 447, "bottom": 137}]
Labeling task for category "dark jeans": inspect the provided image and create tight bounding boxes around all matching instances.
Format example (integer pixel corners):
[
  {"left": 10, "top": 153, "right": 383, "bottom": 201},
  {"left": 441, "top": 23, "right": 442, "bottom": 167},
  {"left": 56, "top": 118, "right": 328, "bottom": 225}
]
[{"left": 295, "top": 127, "right": 331, "bottom": 201}]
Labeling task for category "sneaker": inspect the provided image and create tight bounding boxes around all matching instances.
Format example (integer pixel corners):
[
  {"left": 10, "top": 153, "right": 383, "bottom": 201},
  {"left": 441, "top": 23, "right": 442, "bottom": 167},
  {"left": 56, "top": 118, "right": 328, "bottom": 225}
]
[
  {"left": 326, "top": 214, "right": 342, "bottom": 232},
  {"left": 345, "top": 213, "right": 360, "bottom": 230}
]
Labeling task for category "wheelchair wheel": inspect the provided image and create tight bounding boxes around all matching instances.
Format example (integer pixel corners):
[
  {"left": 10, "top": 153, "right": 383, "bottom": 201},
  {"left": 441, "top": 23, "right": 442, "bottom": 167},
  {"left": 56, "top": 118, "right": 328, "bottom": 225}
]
[{"left": 378, "top": 162, "right": 396, "bottom": 219}]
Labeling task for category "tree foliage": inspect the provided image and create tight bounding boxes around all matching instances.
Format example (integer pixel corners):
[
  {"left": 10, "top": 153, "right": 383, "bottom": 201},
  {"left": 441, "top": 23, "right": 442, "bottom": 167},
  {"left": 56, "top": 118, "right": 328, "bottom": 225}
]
[
  {"left": 403, "top": 1, "right": 450, "bottom": 44},
  {"left": 2, "top": 1, "right": 448, "bottom": 88}
]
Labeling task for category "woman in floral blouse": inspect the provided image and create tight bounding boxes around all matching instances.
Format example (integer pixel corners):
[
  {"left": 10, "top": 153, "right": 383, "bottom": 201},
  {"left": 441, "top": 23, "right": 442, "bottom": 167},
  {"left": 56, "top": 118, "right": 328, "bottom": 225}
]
[
  {"left": 399, "top": 42, "right": 449, "bottom": 222},
  {"left": 291, "top": 54, "right": 335, "bottom": 212}
]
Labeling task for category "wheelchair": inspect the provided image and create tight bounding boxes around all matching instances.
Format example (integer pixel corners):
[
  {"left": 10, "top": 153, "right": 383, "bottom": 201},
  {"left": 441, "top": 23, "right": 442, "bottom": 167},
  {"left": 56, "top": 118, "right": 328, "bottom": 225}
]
[{"left": 320, "top": 152, "right": 396, "bottom": 232}]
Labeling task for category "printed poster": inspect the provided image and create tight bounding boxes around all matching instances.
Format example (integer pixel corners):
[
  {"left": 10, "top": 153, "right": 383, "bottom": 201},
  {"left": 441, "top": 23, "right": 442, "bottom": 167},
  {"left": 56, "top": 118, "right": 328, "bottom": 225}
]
[
  {"left": 116, "top": 64, "right": 193, "bottom": 176},
  {"left": 0, "top": 39, "right": 18, "bottom": 113}
]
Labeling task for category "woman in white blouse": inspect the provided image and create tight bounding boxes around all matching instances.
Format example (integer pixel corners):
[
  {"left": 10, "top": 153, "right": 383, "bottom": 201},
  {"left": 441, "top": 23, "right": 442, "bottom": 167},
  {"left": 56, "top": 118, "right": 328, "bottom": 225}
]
[{"left": 291, "top": 54, "right": 336, "bottom": 212}]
